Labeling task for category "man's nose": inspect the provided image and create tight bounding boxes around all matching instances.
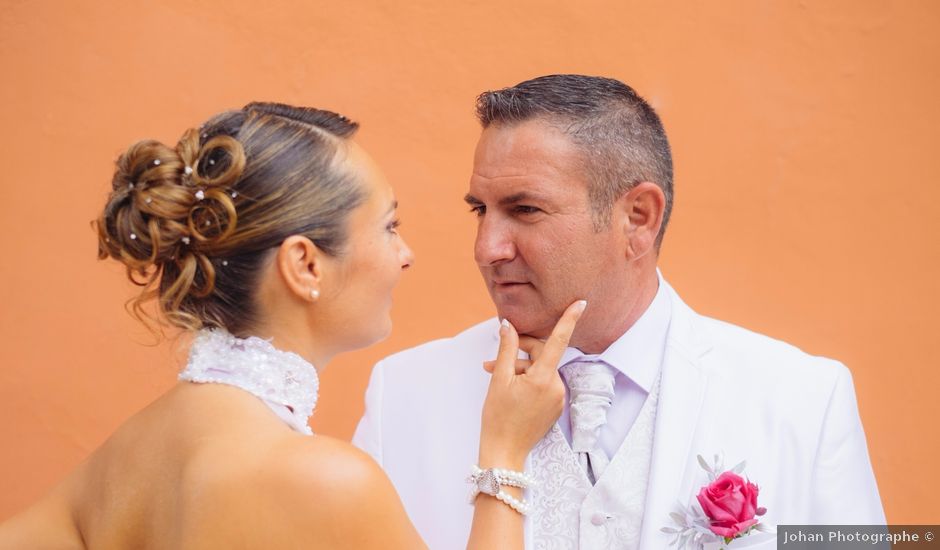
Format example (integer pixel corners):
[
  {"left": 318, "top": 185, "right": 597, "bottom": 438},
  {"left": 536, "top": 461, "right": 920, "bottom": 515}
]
[{"left": 474, "top": 216, "right": 515, "bottom": 266}]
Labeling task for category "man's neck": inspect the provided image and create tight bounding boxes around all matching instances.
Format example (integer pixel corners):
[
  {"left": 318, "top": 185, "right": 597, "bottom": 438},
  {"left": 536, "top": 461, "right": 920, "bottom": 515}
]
[{"left": 569, "top": 269, "right": 660, "bottom": 354}]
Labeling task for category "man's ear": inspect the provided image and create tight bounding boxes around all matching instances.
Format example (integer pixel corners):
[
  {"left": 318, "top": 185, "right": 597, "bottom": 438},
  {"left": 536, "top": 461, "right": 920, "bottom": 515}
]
[
  {"left": 621, "top": 181, "right": 665, "bottom": 260},
  {"left": 275, "top": 235, "right": 325, "bottom": 302}
]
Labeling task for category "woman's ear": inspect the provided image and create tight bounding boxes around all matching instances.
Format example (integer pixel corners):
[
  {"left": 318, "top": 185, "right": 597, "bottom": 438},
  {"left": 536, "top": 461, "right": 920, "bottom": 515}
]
[
  {"left": 275, "top": 236, "right": 324, "bottom": 303},
  {"left": 621, "top": 181, "right": 665, "bottom": 260}
]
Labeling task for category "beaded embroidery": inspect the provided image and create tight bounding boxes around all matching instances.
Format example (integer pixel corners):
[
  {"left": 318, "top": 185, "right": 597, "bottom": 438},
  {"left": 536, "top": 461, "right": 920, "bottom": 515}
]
[{"left": 179, "top": 329, "right": 318, "bottom": 435}]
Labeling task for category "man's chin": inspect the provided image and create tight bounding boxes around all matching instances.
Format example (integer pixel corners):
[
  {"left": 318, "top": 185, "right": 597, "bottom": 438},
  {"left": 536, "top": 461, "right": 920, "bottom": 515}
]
[{"left": 496, "top": 309, "right": 553, "bottom": 339}]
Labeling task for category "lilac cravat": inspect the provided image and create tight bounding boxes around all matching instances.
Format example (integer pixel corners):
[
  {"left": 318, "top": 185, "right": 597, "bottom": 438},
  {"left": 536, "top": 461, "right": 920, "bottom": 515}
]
[{"left": 560, "top": 360, "right": 618, "bottom": 484}]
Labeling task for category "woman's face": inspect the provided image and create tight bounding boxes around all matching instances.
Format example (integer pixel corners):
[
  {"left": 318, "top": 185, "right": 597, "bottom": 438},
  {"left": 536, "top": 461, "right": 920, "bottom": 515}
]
[{"left": 319, "top": 141, "right": 414, "bottom": 351}]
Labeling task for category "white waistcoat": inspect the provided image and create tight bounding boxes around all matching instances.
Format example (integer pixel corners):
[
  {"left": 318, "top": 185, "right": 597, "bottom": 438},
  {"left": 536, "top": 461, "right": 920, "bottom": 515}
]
[{"left": 528, "top": 374, "right": 661, "bottom": 550}]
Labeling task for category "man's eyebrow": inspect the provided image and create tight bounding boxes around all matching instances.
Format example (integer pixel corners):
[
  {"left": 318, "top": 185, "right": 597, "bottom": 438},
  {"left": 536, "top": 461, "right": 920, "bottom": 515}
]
[
  {"left": 497, "top": 192, "right": 543, "bottom": 206},
  {"left": 463, "top": 192, "right": 546, "bottom": 206}
]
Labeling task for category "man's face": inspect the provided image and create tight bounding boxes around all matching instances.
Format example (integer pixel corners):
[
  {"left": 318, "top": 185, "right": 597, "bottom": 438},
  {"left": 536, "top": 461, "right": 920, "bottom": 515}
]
[{"left": 466, "top": 119, "right": 628, "bottom": 338}]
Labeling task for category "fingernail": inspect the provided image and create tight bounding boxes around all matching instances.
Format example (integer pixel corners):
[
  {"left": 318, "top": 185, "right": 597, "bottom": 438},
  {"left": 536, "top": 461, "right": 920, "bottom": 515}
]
[
  {"left": 501, "top": 318, "right": 510, "bottom": 328},
  {"left": 576, "top": 300, "right": 588, "bottom": 312}
]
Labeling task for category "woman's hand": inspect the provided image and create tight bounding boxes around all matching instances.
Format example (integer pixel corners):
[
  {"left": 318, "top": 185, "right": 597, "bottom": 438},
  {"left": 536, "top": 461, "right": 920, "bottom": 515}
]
[{"left": 477, "top": 300, "right": 586, "bottom": 469}]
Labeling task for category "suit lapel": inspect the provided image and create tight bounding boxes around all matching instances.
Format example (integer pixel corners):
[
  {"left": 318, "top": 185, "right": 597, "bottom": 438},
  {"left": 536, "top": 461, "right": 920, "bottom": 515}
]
[{"left": 638, "top": 284, "right": 712, "bottom": 548}]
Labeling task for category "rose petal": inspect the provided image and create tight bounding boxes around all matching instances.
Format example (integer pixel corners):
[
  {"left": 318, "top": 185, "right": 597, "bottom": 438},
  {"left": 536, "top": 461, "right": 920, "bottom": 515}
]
[
  {"left": 714, "top": 491, "right": 747, "bottom": 517},
  {"left": 715, "top": 471, "right": 746, "bottom": 487},
  {"left": 741, "top": 481, "right": 760, "bottom": 518},
  {"left": 697, "top": 492, "right": 737, "bottom": 523}
]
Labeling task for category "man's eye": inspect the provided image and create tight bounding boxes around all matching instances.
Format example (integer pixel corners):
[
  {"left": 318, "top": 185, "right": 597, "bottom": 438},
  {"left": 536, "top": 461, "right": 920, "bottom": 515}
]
[
  {"left": 469, "top": 205, "right": 486, "bottom": 216},
  {"left": 514, "top": 205, "right": 540, "bottom": 214}
]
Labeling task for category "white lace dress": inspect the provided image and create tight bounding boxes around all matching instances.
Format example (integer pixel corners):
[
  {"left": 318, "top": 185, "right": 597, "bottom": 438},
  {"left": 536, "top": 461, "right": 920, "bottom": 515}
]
[{"left": 178, "top": 329, "right": 319, "bottom": 435}]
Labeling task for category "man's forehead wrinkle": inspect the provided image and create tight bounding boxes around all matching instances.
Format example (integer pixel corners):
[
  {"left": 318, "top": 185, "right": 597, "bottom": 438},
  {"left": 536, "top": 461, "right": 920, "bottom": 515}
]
[
  {"left": 471, "top": 171, "right": 536, "bottom": 181},
  {"left": 469, "top": 172, "right": 555, "bottom": 196},
  {"left": 473, "top": 154, "right": 568, "bottom": 181},
  {"left": 478, "top": 152, "right": 571, "bottom": 178}
]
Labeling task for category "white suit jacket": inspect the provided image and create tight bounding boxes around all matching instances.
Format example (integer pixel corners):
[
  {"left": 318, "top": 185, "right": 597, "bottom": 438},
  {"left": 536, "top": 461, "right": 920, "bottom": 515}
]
[{"left": 353, "top": 282, "right": 885, "bottom": 549}]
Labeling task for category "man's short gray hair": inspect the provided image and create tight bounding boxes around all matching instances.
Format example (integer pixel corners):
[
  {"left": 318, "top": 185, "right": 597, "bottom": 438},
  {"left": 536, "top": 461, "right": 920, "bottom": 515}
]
[{"left": 475, "top": 74, "right": 673, "bottom": 249}]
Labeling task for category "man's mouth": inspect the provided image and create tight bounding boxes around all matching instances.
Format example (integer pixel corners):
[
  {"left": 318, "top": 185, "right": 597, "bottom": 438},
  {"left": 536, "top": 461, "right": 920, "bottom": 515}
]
[{"left": 491, "top": 279, "right": 531, "bottom": 290}]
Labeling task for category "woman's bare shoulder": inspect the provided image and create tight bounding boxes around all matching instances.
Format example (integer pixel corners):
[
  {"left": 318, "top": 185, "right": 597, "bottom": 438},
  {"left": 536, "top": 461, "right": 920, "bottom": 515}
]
[
  {"left": 269, "top": 434, "right": 403, "bottom": 514},
  {"left": 235, "top": 434, "right": 427, "bottom": 549},
  {"left": 263, "top": 435, "right": 383, "bottom": 499}
]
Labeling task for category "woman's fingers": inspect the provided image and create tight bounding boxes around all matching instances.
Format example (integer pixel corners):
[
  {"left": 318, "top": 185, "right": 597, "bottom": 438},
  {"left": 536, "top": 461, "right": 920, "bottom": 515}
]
[
  {"left": 517, "top": 336, "right": 544, "bottom": 361},
  {"left": 529, "top": 300, "right": 587, "bottom": 377},
  {"left": 492, "top": 319, "right": 520, "bottom": 380},
  {"left": 488, "top": 302, "right": 585, "bottom": 378},
  {"left": 482, "top": 359, "right": 532, "bottom": 374}
]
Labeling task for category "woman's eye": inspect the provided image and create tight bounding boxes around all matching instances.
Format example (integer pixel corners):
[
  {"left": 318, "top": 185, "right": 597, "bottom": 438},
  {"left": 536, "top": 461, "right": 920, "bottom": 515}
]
[{"left": 387, "top": 219, "right": 401, "bottom": 233}]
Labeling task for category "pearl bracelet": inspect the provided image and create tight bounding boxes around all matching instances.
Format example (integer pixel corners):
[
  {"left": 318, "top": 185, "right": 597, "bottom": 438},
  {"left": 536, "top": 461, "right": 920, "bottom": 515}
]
[
  {"left": 494, "top": 488, "right": 529, "bottom": 515},
  {"left": 466, "top": 464, "right": 535, "bottom": 515}
]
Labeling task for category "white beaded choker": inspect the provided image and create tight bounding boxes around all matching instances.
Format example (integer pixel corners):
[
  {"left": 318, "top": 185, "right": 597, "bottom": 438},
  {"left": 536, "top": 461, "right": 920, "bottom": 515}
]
[{"left": 179, "top": 329, "right": 319, "bottom": 435}]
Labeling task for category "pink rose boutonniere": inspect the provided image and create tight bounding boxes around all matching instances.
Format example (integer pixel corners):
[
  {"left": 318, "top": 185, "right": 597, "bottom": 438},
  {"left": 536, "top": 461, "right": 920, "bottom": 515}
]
[{"left": 662, "top": 455, "right": 772, "bottom": 550}]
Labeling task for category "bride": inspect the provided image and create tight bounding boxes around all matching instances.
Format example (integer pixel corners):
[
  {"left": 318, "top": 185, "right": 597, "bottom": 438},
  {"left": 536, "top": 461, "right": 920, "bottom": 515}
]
[{"left": 0, "top": 102, "right": 584, "bottom": 549}]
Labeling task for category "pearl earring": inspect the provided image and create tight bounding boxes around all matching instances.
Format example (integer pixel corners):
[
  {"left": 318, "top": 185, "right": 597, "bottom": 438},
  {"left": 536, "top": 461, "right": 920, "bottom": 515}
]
[{"left": 310, "top": 289, "right": 320, "bottom": 301}]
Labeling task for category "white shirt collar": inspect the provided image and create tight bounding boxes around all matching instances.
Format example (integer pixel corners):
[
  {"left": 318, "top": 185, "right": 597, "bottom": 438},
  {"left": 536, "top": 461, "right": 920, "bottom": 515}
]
[{"left": 502, "top": 270, "right": 672, "bottom": 393}]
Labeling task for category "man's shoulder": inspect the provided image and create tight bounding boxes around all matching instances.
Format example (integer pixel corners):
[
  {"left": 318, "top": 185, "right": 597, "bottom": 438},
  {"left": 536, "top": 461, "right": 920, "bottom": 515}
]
[
  {"left": 665, "top": 280, "right": 833, "bottom": 362},
  {"left": 691, "top": 311, "right": 848, "bottom": 384}
]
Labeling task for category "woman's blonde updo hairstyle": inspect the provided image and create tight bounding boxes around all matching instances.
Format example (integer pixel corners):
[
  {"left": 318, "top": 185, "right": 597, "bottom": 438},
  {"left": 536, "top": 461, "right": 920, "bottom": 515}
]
[{"left": 95, "top": 102, "right": 364, "bottom": 336}]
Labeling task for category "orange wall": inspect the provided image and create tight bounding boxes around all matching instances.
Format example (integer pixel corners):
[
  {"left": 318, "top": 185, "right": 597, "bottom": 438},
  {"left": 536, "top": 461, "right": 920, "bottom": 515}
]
[{"left": 1, "top": 0, "right": 937, "bottom": 523}]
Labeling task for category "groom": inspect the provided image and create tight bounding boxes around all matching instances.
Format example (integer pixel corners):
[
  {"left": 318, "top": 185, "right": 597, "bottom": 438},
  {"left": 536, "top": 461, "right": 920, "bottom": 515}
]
[{"left": 353, "top": 75, "right": 885, "bottom": 549}]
